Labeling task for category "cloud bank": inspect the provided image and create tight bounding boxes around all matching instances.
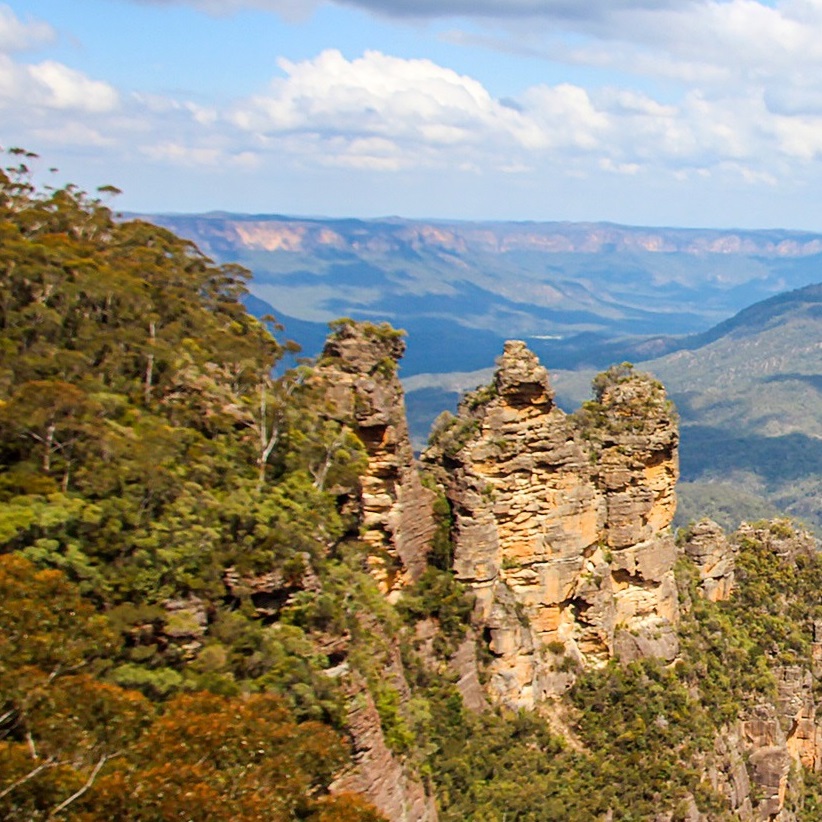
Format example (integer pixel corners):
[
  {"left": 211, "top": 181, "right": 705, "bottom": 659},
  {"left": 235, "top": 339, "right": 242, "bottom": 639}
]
[{"left": 9, "top": 0, "right": 822, "bottom": 222}]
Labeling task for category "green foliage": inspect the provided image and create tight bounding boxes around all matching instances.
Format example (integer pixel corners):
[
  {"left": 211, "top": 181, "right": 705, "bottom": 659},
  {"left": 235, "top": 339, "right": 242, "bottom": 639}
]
[
  {"left": 373, "top": 684, "right": 415, "bottom": 752},
  {"left": 796, "top": 768, "right": 822, "bottom": 820},
  {"left": 435, "top": 416, "right": 480, "bottom": 459},
  {"left": 427, "top": 485, "right": 455, "bottom": 570},
  {"left": 13, "top": 150, "right": 822, "bottom": 822},
  {"left": 399, "top": 568, "right": 474, "bottom": 654},
  {"left": 426, "top": 410, "right": 456, "bottom": 448},
  {"left": 0, "top": 154, "right": 389, "bottom": 816},
  {"left": 676, "top": 522, "right": 822, "bottom": 727},
  {"left": 328, "top": 318, "right": 406, "bottom": 342},
  {"left": 421, "top": 658, "right": 725, "bottom": 821},
  {"left": 591, "top": 361, "right": 635, "bottom": 401},
  {"left": 464, "top": 381, "right": 498, "bottom": 409},
  {"left": 571, "top": 660, "right": 721, "bottom": 818},
  {"left": 0, "top": 554, "right": 383, "bottom": 821},
  {"left": 109, "top": 664, "right": 184, "bottom": 700},
  {"left": 573, "top": 362, "right": 675, "bottom": 447}
]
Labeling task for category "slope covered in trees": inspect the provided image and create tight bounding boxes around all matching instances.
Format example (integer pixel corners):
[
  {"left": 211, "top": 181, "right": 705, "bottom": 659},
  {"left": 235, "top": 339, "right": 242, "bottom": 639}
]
[
  {"left": 638, "top": 282, "right": 822, "bottom": 533},
  {"left": 0, "top": 150, "right": 384, "bottom": 819}
]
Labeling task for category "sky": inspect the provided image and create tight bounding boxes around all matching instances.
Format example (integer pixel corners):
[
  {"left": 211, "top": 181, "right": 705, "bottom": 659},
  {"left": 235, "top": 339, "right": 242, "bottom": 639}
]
[{"left": 7, "top": 0, "right": 822, "bottom": 228}]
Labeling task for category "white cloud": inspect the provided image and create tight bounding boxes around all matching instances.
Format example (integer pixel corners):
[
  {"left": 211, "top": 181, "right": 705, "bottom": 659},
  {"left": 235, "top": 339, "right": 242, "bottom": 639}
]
[
  {"left": 229, "top": 49, "right": 542, "bottom": 168},
  {"left": 0, "top": 7, "right": 118, "bottom": 118},
  {"left": 139, "top": 139, "right": 263, "bottom": 168},
  {"left": 15, "top": 0, "right": 822, "bottom": 223},
  {"left": 772, "top": 115, "right": 822, "bottom": 160},
  {"left": 520, "top": 83, "right": 609, "bottom": 150},
  {"left": 599, "top": 158, "right": 640, "bottom": 175},
  {"left": 213, "top": 41, "right": 822, "bottom": 186},
  {"left": 29, "top": 121, "right": 116, "bottom": 148},
  {"left": 0, "top": 54, "right": 117, "bottom": 114},
  {"left": 28, "top": 61, "right": 119, "bottom": 112},
  {"left": 0, "top": 4, "right": 54, "bottom": 52}
]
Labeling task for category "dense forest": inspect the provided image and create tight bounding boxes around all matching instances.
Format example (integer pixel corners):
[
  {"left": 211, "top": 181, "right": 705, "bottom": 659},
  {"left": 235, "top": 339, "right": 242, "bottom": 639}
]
[{"left": 4, "top": 149, "right": 822, "bottom": 820}]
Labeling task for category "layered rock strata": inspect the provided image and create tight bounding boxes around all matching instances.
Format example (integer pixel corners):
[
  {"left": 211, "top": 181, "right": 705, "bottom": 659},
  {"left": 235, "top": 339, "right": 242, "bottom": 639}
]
[
  {"left": 425, "top": 342, "right": 680, "bottom": 707},
  {"left": 681, "top": 518, "right": 736, "bottom": 601},
  {"left": 330, "top": 679, "right": 437, "bottom": 822},
  {"left": 316, "top": 321, "right": 436, "bottom": 599},
  {"left": 734, "top": 523, "right": 822, "bottom": 821}
]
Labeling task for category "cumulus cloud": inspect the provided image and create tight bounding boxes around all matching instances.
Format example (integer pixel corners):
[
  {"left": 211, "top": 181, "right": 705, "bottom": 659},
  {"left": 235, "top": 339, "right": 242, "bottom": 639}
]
[
  {"left": 221, "top": 47, "right": 797, "bottom": 179},
  {"left": 229, "top": 49, "right": 547, "bottom": 168},
  {"left": 0, "top": 4, "right": 54, "bottom": 51},
  {"left": 14, "top": 0, "right": 822, "bottom": 220},
  {"left": 28, "top": 62, "right": 119, "bottom": 112},
  {"left": 0, "top": 7, "right": 118, "bottom": 119},
  {"left": 0, "top": 55, "right": 118, "bottom": 114}
]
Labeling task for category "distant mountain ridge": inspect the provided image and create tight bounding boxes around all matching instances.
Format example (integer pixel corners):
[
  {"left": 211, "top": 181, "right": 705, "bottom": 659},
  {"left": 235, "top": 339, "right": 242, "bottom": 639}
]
[
  {"left": 150, "top": 213, "right": 822, "bottom": 258},
  {"left": 146, "top": 213, "right": 822, "bottom": 378},
  {"left": 145, "top": 213, "right": 822, "bottom": 519},
  {"left": 629, "top": 281, "right": 822, "bottom": 532}
]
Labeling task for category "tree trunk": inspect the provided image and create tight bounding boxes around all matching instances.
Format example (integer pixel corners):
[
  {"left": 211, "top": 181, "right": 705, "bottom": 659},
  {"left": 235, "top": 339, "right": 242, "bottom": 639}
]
[{"left": 144, "top": 320, "right": 156, "bottom": 405}]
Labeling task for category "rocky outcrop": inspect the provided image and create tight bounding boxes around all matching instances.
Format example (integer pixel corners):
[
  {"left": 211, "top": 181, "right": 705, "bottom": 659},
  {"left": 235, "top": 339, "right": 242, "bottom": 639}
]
[
  {"left": 222, "top": 553, "right": 322, "bottom": 618},
  {"left": 694, "top": 520, "right": 822, "bottom": 821},
  {"left": 734, "top": 519, "right": 817, "bottom": 565},
  {"left": 313, "top": 322, "right": 439, "bottom": 820},
  {"left": 681, "top": 518, "right": 735, "bottom": 601},
  {"left": 709, "top": 724, "right": 755, "bottom": 819},
  {"left": 331, "top": 678, "right": 437, "bottom": 822},
  {"left": 424, "top": 343, "right": 680, "bottom": 707},
  {"left": 736, "top": 523, "right": 822, "bottom": 821},
  {"left": 316, "top": 321, "right": 436, "bottom": 599}
]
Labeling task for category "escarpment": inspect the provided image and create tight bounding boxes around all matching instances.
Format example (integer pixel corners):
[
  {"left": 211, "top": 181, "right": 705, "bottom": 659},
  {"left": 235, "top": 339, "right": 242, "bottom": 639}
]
[
  {"left": 681, "top": 518, "right": 736, "bottom": 602},
  {"left": 309, "top": 327, "right": 822, "bottom": 820},
  {"left": 424, "top": 342, "right": 680, "bottom": 707},
  {"left": 315, "top": 320, "right": 436, "bottom": 599}
]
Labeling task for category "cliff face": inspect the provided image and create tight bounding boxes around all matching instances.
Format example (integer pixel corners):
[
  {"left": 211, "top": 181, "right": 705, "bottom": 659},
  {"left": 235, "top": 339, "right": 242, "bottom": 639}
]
[
  {"left": 311, "top": 328, "right": 822, "bottom": 821},
  {"left": 424, "top": 342, "right": 680, "bottom": 707},
  {"left": 153, "top": 214, "right": 822, "bottom": 260},
  {"left": 330, "top": 671, "right": 437, "bottom": 822},
  {"left": 682, "top": 518, "right": 736, "bottom": 602},
  {"left": 681, "top": 520, "right": 822, "bottom": 821},
  {"left": 316, "top": 321, "right": 436, "bottom": 600},
  {"left": 731, "top": 522, "right": 822, "bottom": 822}
]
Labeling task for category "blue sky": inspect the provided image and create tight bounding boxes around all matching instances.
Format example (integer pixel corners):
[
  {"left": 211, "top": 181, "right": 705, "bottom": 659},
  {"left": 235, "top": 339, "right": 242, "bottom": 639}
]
[{"left": 6, "top": 0, "right": 822, "bottom": 228}]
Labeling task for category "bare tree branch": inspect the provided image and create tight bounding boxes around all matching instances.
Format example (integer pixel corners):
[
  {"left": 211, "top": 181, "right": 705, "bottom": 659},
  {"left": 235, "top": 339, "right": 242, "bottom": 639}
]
[
  {"left": 0, "top": 758, "right": 57, "bottom": 801},
  {"left": 47, "top": 753, "right": 113, "bottom": 818}
]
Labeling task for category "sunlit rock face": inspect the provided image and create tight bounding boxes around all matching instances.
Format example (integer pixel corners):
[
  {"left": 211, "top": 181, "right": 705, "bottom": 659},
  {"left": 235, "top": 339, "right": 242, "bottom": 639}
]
[
  {"left": 425, "top": 342, "right": 680, "bottom": 708},
  {"left": 316, "top": 321, "right": 436, "bottom": 600},
  {"left": 681, "top": 518, "right": 736, "bottom": 602}
]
